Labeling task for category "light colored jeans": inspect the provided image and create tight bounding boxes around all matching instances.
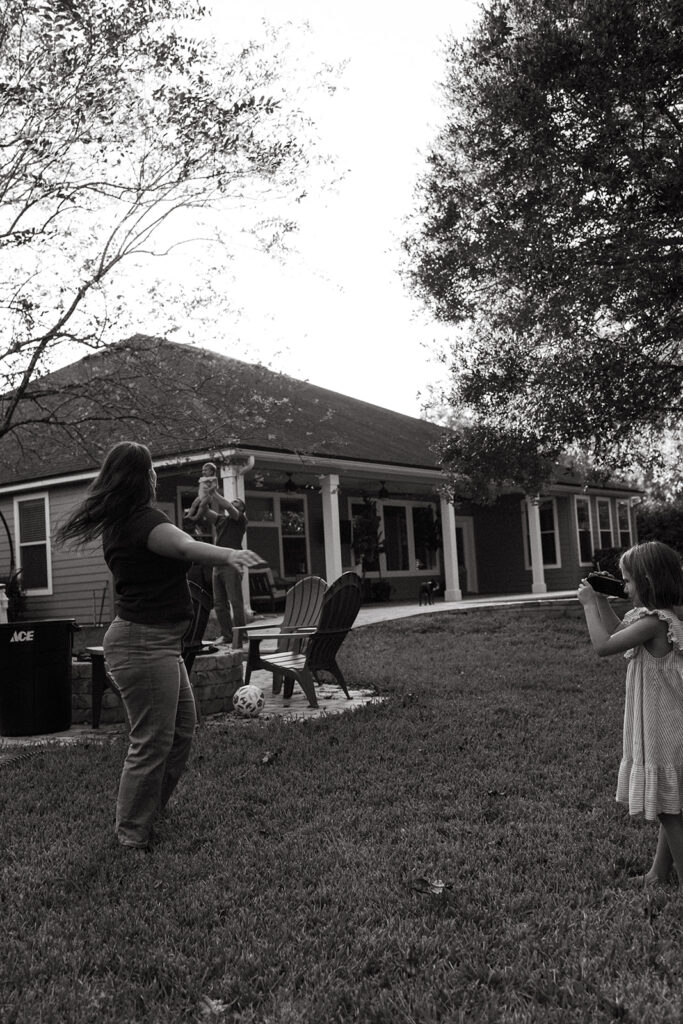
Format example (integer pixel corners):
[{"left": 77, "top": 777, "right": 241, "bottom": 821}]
[
  {"left": 103, "top": 617, "right": 196, "bottom": 848},
  {"left": 212, "top": 564, "right": 246, "bottom": 647}
]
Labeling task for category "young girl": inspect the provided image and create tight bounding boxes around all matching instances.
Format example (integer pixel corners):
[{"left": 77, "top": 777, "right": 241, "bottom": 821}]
[{"left": 578, "top": 540, "right": 683, "bottom": 887}]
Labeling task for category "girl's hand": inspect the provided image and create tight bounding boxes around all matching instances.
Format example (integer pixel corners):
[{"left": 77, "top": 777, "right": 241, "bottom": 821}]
[{"left": 577, "top": 580, "right": 598, "bottom": 605}]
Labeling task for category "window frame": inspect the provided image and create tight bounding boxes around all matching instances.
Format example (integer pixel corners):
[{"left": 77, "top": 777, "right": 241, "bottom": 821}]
[
  {"left": 13, "top": 492, "right": 53, "bottom": 596},
  {"left": 521, "top": 497, "right": 561, "bottom": 570},
  {"left": 346, "top": 497, "right": 440, "bottom": 575},
  {"left": 616, "top": 499, "right": 633, "bottom": 549},
  {"left": 596, "top": 498, "right": 614, "bottom": 550},
  {"left": 573, "top": 495, "right": 594, "bottom": 567},
  {"left": 175, "top": 487, "right": 213, "bottom": 541},
  {"left": 244, "top": 490, "right": 311, "bottom": 578}
]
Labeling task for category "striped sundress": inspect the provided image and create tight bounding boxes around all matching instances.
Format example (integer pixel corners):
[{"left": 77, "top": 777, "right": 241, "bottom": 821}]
[{"left": 616, "top": 607, "right": 683, "bottom": 820}]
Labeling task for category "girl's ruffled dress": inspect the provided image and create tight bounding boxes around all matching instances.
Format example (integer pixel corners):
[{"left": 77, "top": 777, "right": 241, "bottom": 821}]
[{"left": 617, "top": 607, "right": 683, "bottom": 820}]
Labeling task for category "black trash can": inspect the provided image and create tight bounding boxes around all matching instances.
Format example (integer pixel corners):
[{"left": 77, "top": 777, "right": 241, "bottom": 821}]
[{"left": 0, "top": 619, "right": 77, "bottom": 736}]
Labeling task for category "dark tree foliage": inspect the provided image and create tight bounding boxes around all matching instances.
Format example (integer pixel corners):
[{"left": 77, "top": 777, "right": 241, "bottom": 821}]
[
  {"left": 437, "top": 422, "right": 557, "bottom": 504},
  {"left": 636, "top": 497, "right": 683, "bottom": 554},
  {"left": 405, "top": 0, "right": 683, "bottom": 483}
]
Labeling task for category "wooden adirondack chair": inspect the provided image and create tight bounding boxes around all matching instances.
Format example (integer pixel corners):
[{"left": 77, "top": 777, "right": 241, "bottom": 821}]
[
  {"left": 248, "top": 566, "right": 288, "bottom": 613},
  {"left": 242, "top": 575, "right": 327, "bottom": 690},
  {"left": 242, "top": 571, "right": 362, "bottom": 708}
]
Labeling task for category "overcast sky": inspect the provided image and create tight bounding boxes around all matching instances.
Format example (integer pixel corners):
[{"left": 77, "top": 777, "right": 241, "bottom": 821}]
[{"left": 187, "top": 0, "right": 479, "bottom": 418}]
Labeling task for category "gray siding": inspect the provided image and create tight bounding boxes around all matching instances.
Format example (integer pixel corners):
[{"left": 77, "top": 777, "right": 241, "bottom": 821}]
[
  {"left": 2, "top": 484, "right": 113, "bottom": 624},
  {"left": 0, "top": 497, "right": 13, "bottom": 580}
]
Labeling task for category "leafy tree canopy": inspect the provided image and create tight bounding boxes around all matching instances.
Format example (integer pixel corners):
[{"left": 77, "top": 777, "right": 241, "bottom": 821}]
[
  {"left": 0, "top": 0, "right": 332, "bottom": 446},
  {"left": 405, "top": 0, "right": 683, "bottom": 486},
  {"left": 437, "top": 422, "right": 558, "bottom": 505}
]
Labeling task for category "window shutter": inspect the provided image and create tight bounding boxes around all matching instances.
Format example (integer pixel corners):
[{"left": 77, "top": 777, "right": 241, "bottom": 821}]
[
  {"left": 19, "top": 499, "right": 47, "bottom": 542},
  {"left": 18, "top": 497, "right": 49, "bottom": 590}
]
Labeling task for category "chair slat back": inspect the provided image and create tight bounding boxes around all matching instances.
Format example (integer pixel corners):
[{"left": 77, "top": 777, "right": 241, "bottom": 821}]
[
  {"left": 308, "top": 572, "right": 362, "bottom": 669},
  {"left": 249, "top": 568, "right": 272, "bottom": 599},
  {"left": 278, "top": 576, "right": 327, "bottom": 654}
]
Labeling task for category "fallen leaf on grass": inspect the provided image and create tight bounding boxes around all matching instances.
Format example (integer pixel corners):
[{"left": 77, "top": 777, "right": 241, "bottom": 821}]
[
  {"left": 409, "top": 875, "right": 452, "bottom": 896},
  {"left": 199, "top": 995, "right": 229, "bottom": 1017}
]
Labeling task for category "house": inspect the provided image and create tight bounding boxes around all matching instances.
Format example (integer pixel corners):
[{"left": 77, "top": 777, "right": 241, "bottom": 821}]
[{"left": 0, "top": 336, "right": 640, "bottom": 623}]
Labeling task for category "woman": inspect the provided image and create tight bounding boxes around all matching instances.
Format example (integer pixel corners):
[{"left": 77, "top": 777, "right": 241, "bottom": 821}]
[{"left": 57, "top": 441, "right": 263, "bottom": 851}]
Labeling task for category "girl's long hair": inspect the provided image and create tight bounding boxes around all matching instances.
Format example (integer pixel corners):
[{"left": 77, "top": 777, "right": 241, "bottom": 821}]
[
  {"left": 620, "top": 540, "right": 683, "bottom": 610},
  {"left": 55, "top": 441, "right": 156, "bottom": 547}
]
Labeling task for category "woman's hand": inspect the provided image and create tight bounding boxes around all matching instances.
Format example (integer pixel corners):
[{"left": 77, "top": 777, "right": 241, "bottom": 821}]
[{"left": 225, "top": 548, "right": 264, "bottom": 569}]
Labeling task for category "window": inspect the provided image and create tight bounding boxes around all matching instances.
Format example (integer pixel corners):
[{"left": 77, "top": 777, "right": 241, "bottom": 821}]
[
  {"left": 382, "top": 505, "right": 409, "bottom": 572},
  {"left": 15, "top": 494, "right": 51, "bottom": 594},
  {"left": 523, "top": 498, "right": 560, "bottom": 568},
  {"left": 596, "top": 499, "right": 613, "bottom": 549},
  {"left": 575, "top": 497, "right": 593, "bottom": 565},
  {"left": 616, "top": 500, "right": 632, "bottom": 548},
  {"left": 280, "top": 498, "right": 307, "bottom": 576},
  {"left": 245, "top": 492, "right": 309, "bottom": 578},
  {"left": 249, "top": 495, "right": 275, "bottom": 523},
  {"left": 412, "top": 505, "right": 438, "bottom": 571},
  {"left": 349, "top": 498, "right": 439, "bottom": 574},
  {"left": 176, "top": 487, "right": 212, "bottom": 541}
]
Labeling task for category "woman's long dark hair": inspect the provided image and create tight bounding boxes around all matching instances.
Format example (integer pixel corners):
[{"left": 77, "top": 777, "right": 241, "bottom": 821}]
[{"left": 56, "top": 441, "right": 156, "bottom": 547}]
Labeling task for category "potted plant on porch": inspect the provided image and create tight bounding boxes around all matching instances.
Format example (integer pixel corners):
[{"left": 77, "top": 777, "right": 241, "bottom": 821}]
[{"left": 352, "top": 496, "right": 392, "bottom": 602}]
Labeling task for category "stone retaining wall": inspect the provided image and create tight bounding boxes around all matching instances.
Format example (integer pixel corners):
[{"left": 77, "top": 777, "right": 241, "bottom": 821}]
[{"left": 71, "top": 650, "right": 244, "bottom": 725}]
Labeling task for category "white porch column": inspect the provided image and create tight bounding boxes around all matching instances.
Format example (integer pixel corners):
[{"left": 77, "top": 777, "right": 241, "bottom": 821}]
[
  {"left": 219, "top": 454, "right": 254, "bottom": 505},
  {"left": 320, "top": 473, "right": 342, "bottom": 584},
  {"left": 220, "top": 454, "right": 256, "bottom": 614},
  {"left": 439, "top": 496, "right": 462, "bottom": 602},
  {"left": 525, "top": 495, "right": 547, "bottom": 594}
]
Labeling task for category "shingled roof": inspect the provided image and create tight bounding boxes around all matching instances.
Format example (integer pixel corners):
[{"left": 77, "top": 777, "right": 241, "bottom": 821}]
[{"left": 0, "top": 336, "right": 445, "bottom": 486}]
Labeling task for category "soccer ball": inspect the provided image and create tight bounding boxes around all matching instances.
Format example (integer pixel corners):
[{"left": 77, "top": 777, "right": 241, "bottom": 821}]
[{"left": 232, "top": 684, "right": 266, "bottom": 718}]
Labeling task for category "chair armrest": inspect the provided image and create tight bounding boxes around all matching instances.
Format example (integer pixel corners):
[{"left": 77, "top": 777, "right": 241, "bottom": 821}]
[
  {"left": 237, "top": 622, "right": 283, "bottom": 633},
  {"left": 244, "top": 628, "right": 317, "bottom": 642},
  {"left": 311, "top": 628, "right": 353, "bottom": 637},
  {"left": 260, "top": 628, "right": 317, "bottom": 640}
]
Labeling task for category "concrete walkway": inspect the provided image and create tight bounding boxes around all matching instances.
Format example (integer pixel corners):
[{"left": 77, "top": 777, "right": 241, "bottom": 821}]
[
  {"left": 352, "top": 589, "right": 578, "bottom": 627},
  {"left": 0, "top": 589, "right": 580, "bottom": 746}
]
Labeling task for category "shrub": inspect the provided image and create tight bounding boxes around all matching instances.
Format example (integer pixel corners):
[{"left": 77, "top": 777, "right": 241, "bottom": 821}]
[
  {"left": 591, "top": 547, "right": 626, "bottom": 576},
  {"left": 637, "top": 498, "right": 683, "bottom": 554}
]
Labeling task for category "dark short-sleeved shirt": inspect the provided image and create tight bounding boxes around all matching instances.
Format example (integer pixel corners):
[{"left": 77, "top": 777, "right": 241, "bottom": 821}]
[
  {"left": 215, "top": 511, "right": 247, "bottom": 550},
  {"left": 103, "top": 506, "right": 192, "bottom": 624}
]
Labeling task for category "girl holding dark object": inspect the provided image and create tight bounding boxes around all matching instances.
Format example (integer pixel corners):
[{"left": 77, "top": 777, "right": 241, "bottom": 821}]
[{"left": 578, "top": 541, "right": 683, "bottom": 887}]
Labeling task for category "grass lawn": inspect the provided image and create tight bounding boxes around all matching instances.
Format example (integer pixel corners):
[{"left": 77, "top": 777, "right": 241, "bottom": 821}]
[{"left": 1, "top": 607, "right": 682, "bottom": 1024}]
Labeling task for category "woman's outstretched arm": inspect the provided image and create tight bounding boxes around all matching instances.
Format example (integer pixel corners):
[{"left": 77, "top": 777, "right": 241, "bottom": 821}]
[{"left": 147, "top": 522, "right": 262, "bottom": 568}]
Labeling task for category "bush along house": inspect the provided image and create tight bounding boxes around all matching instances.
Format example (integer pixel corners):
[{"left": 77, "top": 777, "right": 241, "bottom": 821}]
[{"left": 0, "top": 336, "right": 641, "bottom": 624}]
